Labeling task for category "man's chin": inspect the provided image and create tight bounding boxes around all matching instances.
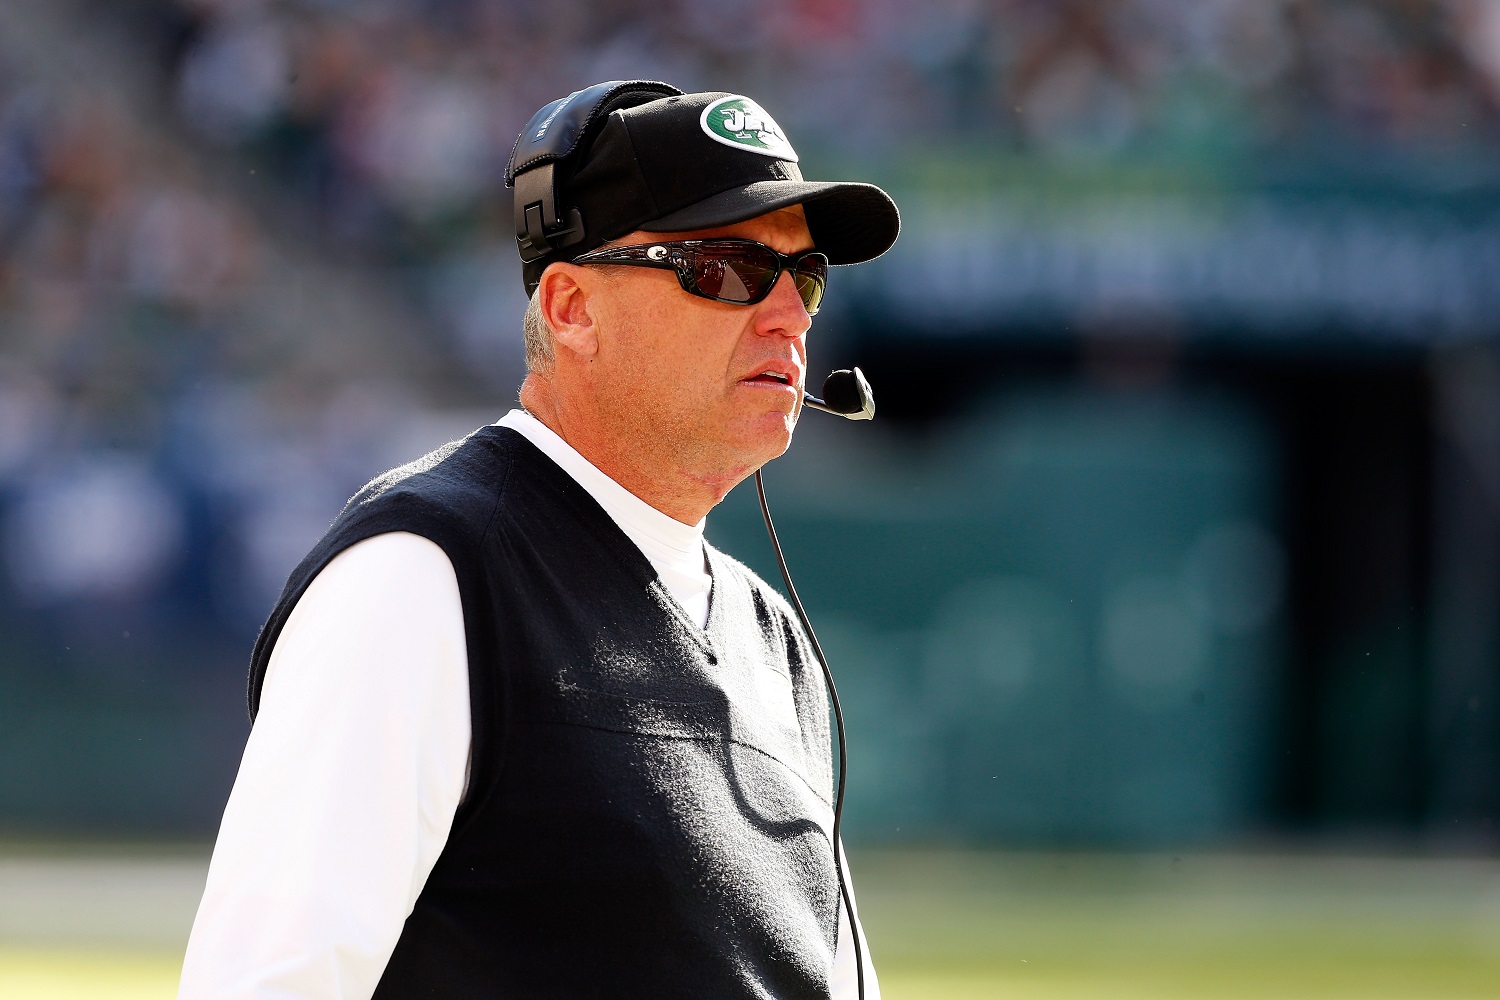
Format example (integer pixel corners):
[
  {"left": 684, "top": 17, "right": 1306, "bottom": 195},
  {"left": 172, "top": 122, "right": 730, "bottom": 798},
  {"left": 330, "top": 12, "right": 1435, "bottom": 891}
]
[
  {"left": 687, "top": 416, "right": 794, "bottom": 495},
  {"left": 739, "top": 410, "right": 796, "bottom": 462}
]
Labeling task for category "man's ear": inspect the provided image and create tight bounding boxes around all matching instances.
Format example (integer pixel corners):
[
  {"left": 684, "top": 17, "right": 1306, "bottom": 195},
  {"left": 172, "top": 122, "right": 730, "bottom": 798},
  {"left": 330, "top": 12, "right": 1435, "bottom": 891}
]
[{"left": 538, "top": 263, "right": 600, "bottom": 360}]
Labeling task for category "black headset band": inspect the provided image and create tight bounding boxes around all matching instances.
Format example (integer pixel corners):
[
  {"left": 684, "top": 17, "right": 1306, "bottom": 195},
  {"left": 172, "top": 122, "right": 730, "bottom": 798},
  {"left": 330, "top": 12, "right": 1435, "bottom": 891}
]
[{"left": 506, "top": 80, "right": 683, "bottom": 265}]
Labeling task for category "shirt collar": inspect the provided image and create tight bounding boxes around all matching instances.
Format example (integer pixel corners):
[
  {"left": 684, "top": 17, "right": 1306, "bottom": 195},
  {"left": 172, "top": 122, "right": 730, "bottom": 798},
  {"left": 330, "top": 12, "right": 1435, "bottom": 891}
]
[{"left": 496, "top": 409, "right": 706, "bottom": 560}]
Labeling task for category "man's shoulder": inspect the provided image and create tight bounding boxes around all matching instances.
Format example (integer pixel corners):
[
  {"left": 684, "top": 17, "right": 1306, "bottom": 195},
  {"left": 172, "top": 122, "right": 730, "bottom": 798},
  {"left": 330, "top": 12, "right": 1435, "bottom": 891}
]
[{"left": 337, "top": 424, "right": 525, "bottom": 533}]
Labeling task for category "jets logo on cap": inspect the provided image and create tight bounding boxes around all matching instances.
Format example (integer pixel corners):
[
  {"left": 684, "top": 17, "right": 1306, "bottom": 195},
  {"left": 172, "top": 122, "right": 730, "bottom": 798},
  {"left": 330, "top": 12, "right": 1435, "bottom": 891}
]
[{"left": 700, "top": 96, "right": 799, "bottom": 162}]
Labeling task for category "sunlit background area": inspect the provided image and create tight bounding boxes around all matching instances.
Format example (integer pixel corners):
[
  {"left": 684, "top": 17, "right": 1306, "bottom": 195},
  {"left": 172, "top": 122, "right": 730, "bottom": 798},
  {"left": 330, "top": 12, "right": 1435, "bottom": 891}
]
[{"left": 2, "top": 0, "right": 1499, "bottom": 996}]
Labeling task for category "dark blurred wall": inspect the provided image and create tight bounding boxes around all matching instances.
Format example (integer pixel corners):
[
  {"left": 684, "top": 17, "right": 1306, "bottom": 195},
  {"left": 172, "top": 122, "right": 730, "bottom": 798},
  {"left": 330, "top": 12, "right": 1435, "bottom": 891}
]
[{"left": 713, "top": 377, "right": 1284, "bottom": 845}]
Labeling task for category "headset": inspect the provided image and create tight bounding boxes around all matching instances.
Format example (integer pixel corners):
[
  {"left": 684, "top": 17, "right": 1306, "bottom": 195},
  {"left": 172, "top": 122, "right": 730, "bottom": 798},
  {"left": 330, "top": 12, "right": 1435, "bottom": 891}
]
[
  {"left": 507, "top": 80, "right": 684, "bottom": 272},
  {"left": 510, "top": 82, "right": 876, "bottom": 1000}
]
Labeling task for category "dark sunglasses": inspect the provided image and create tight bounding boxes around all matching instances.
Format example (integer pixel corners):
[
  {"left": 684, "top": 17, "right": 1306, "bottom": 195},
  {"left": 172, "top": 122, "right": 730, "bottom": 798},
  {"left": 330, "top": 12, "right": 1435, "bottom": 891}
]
[{"left": 571, "top": 238, "right": 829, "bottom": 316}]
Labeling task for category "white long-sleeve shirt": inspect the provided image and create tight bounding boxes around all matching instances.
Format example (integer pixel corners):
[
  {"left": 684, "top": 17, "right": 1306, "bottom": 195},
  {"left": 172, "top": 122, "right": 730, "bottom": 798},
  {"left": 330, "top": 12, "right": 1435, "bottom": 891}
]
[{"left": 180, "top": 409, "right": 879, "bottom": 999}]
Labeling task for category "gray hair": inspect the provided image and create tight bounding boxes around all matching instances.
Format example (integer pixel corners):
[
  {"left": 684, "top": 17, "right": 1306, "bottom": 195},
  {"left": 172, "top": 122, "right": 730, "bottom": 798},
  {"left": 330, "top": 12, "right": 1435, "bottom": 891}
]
[{"left": 522, "top": 287, "right": 553, "bottom": 375}]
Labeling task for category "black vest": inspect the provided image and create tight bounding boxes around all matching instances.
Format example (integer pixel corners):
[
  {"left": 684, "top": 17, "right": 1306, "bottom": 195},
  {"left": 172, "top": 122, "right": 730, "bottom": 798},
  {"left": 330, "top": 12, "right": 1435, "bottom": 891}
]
[{"left": 248, "top": 426, "right": 839, "bottom": 998}]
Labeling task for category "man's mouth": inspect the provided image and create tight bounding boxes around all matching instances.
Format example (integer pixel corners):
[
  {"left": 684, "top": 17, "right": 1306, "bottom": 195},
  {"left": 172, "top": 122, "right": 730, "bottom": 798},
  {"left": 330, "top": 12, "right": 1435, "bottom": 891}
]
[{"left": 745, "top": 372, "right": 792, "bottom": 385}]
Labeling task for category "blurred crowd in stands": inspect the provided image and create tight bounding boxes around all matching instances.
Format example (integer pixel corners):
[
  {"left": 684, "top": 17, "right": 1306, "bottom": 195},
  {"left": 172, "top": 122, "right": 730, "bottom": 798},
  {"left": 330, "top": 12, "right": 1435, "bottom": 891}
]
[
  {"left": 0, "top": 45, "right": 435, "bottom": 635},
  {"left": 158, "top": 0, "right": 1500, "bottom": 235},
  {"left": 1, "top": 0, "right": 1498, "bottom": 638}
]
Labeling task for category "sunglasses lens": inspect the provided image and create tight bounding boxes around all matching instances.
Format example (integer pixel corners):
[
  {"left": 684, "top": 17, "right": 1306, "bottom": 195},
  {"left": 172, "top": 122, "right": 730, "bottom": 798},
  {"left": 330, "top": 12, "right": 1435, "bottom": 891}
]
[
  {"left": 683, "top": 242, "right": 828, "bottom": 314},
  {"left": 792, "top": 258, "right": 827, "bottom": 315},
  {"left": 691, "top": 243, "right": 779, "bottom": 303}
]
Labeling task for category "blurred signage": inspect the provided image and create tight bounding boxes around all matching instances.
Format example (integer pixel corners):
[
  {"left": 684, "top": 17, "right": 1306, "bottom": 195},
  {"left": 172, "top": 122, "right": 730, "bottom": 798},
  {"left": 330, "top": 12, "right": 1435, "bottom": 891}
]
[{"left": 846, "top": 185, "right": 1500, "bottom": 343}]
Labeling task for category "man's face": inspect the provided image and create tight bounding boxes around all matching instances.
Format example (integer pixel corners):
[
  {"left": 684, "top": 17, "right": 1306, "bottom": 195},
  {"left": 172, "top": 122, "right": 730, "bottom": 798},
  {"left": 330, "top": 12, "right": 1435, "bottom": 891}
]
[{"left": 580, "top": 205, "right": 816, "bottom": 497}]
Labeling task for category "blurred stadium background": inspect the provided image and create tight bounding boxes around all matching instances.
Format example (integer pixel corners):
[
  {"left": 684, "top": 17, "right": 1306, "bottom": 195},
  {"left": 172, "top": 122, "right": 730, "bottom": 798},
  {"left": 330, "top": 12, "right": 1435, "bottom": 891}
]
[{"left": 2, "top": 0, "right": 1499, "bottom": 996}]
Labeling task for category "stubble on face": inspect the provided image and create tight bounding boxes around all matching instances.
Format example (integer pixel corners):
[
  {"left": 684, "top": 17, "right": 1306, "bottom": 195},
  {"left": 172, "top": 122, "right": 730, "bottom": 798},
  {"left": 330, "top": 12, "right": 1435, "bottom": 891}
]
[{"left": 583, "top": 207, "right": 815, "bottom": 508}]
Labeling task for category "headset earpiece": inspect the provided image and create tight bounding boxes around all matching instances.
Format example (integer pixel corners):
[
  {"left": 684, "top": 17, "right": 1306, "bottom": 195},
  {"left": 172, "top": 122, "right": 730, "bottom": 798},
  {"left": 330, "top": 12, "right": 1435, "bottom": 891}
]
[{"left": 506, "top": 80, "right": 683, "bottom": 267}]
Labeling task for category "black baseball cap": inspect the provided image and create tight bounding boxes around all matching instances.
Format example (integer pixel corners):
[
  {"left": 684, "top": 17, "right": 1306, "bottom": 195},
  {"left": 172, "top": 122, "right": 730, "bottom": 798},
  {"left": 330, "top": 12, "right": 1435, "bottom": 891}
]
[{"left": 508, "top": 85, "right": 900, "bottom": 294}]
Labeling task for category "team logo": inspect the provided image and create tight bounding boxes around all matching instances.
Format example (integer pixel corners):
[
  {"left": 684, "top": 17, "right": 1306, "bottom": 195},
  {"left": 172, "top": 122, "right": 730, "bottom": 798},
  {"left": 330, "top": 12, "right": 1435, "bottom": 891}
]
[{"left": 699, "top": 96, "right": 799, "bottom": 162}]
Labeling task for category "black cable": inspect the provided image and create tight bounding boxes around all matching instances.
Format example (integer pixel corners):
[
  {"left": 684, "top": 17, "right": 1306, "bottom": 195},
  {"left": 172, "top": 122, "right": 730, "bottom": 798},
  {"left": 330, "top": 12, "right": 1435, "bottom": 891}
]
[{"left": 754, "top": 469, "right": 865, "bottom": 1000}]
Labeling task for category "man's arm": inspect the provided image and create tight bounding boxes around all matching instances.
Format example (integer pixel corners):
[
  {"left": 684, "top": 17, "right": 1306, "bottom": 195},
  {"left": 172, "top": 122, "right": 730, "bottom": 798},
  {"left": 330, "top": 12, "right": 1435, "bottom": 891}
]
[{"left": 178, "top": 532, "right": 470, "bottom": 1000}]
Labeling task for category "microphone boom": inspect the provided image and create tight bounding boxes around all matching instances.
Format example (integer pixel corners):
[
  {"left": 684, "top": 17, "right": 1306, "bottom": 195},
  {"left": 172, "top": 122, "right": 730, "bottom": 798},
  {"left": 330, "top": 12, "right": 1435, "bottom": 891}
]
[{"left": 802, "top": 367, "right": 875, "bottom": 420}]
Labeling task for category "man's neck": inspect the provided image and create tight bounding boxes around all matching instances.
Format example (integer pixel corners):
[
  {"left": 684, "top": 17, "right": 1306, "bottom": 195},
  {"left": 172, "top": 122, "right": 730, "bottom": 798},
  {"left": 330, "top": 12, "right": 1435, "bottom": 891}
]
[{"left": 519, "top": 378, "right": 734, "bottom": 525}]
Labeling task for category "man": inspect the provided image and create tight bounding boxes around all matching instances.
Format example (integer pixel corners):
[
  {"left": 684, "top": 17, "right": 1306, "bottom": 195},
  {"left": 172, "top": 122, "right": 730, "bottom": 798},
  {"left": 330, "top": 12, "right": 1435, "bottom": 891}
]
[{"left": 179, "top": 83, "right": 899, "bottom": 999}]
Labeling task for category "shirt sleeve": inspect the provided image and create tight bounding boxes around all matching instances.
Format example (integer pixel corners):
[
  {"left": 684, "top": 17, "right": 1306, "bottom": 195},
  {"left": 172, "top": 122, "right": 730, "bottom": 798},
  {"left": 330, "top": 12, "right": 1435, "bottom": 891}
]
[
  {"left": 829, "top": 842, "right": 881, "bottom": 1000},
  {"left": 178, "top": 532, "right": 471, "bottom": 1000}
]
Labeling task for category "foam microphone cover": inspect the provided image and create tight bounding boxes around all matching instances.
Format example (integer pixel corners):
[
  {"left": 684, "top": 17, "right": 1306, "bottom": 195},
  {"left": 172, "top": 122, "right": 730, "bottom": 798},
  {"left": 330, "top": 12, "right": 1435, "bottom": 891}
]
[{"left": 821, "top": 368, "right": 875, "bottom": 419}]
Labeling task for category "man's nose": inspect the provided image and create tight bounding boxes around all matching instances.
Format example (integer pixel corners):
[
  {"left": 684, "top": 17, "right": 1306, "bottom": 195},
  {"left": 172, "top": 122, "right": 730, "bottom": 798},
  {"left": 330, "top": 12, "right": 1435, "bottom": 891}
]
[{"left": 756, "top": 270, "right": 812, "bottom": 337}]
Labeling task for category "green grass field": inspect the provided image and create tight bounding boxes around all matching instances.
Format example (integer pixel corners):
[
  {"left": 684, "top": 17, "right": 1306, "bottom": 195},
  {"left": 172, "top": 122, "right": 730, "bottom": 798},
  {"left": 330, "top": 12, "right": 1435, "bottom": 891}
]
[
  {"left": 857, "top": 849, "right": 1500, "bottom": 999},
  {"left": 3, "top": 846, "right": 1499, "bottom": 998}
]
